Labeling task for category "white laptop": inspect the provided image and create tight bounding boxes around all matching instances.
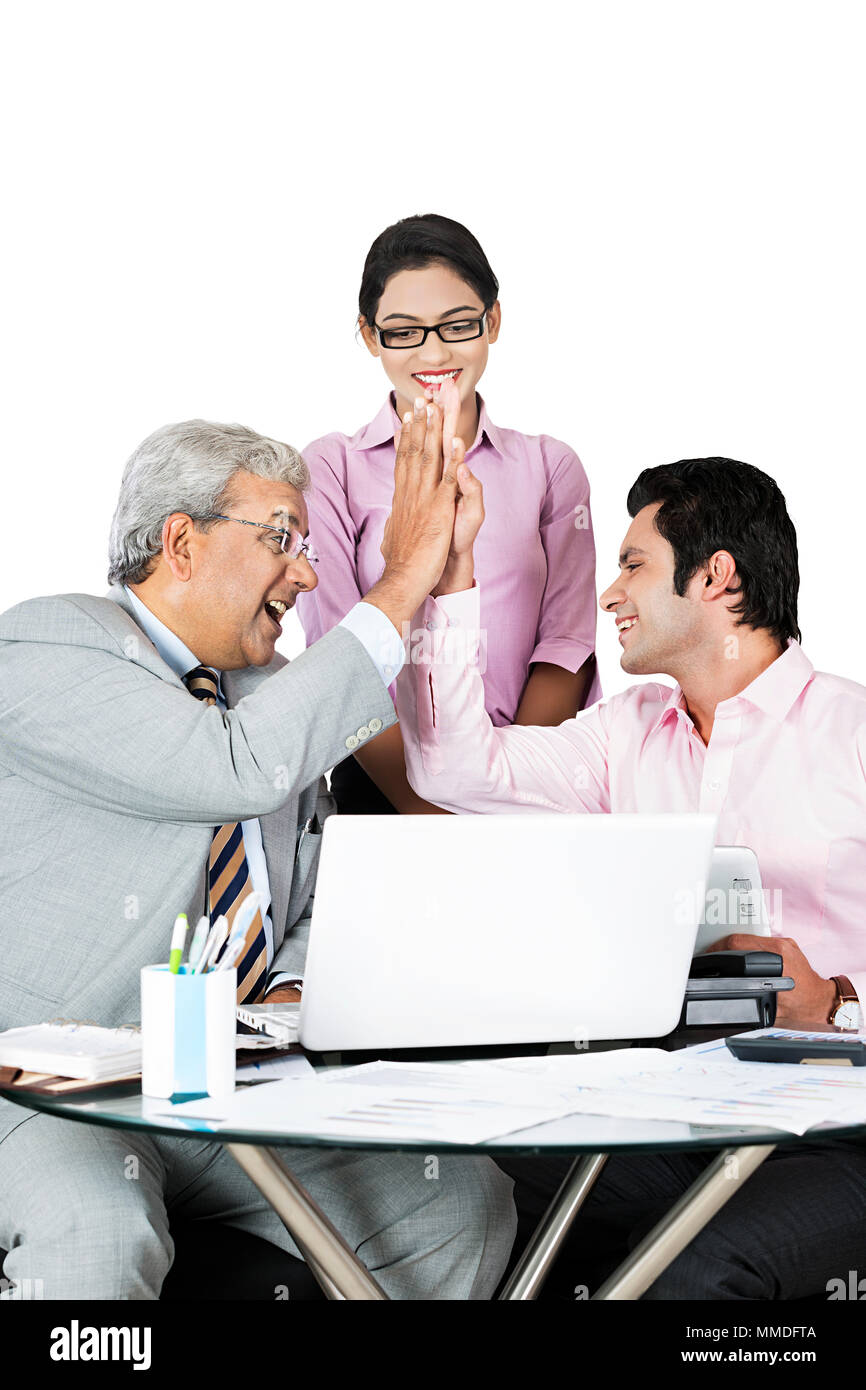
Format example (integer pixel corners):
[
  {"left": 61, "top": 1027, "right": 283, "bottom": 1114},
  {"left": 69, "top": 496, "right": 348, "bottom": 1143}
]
[
  {"left": 295, "top": 814, "right": 718, "bottom": 1050},
  {"left": 694, "top": 845, "right": 771, "bottom": 954}
]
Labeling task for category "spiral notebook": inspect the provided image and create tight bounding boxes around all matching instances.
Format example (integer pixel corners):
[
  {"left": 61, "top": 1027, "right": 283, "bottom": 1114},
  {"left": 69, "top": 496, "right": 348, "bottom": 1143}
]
[{"left": 0, "top": 1022, "right": 142, "bottom": 1082}]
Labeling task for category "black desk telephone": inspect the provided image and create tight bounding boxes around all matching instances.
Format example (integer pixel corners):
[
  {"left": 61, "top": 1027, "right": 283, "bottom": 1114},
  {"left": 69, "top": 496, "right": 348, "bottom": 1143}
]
[{"left": 679, "top": 949, "right": 794, "bottom": 1031}]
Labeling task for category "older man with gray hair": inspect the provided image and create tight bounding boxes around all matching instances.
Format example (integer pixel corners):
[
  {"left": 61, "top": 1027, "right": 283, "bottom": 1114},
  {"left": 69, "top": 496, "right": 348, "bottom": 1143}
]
[{"left": 0, "top": 405, "right": 516, "bottom": 1300}]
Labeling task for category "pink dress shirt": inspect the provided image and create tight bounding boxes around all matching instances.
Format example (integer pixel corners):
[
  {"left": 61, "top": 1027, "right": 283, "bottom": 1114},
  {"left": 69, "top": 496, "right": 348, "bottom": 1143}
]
[
  {"left": 296, "top": 395, "right": 602, "bottom": 723},
  {"left": 397, "top": 584, "right": 866, "bottom": 1004}
]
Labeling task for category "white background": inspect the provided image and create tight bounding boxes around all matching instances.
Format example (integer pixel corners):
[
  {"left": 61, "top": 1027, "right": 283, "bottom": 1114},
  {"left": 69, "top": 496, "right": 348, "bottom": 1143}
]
[{"left": 2, "top": 0, "right": 864, "bottom": 693}]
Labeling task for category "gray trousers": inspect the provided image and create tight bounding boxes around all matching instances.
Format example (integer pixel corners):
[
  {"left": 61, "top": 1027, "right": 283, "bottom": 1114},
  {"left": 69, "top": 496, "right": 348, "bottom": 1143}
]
[{"left": 0, "top": 1110, "right": 516, "bottom": 1301}]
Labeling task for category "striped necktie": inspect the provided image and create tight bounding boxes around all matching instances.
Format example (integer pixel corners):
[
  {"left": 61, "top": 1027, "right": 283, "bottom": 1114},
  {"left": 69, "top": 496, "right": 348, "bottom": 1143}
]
[{"left": 183, "top": 665, "right": 269, "bottom": 1003}]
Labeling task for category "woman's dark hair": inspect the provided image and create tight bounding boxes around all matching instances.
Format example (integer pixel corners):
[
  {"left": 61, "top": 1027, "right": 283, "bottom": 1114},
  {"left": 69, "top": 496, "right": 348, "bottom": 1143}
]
[
  {"left": 358, "top": 213, "right": 499, "bottom": 328},
  {"left": 626, "top": 457, "right": 801, "bottom": 644}
]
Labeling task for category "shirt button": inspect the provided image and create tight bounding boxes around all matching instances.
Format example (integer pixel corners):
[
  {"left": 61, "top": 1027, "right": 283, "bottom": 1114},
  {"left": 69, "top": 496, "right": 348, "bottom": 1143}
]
[
  {"left": 369, "top": 718, "right": 382, "bottom": 733},
  {"left": 425, "top": 619, "right": 436, "bottom": 630},
  {"left": 345, "top": 735, "right": 359, "bottom": 750},
  {"left": 707, "top": 779, "right": 720, "bottom": 791},
  {"left": 357, "top": 725, "right": 370, "bottom": 740},
  {"left": 383, "top": 666, "right": 394, "bottom": 680},
  {"left": 447, "top": 617, "right": 459, "bottom": 628}
]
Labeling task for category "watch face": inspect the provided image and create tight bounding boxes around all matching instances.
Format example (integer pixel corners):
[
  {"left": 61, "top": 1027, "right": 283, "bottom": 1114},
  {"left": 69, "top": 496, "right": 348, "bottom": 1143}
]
[{"left": 833, "top": 1001, "right": 863, "bottom": 1031}]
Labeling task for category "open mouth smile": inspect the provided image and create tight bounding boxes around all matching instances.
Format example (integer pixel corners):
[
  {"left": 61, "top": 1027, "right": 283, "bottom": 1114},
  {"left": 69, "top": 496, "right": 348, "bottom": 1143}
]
[
  {"left": 264, "top": 598, "right": 289, "bottom": 629},
  {"left": 411, "top": 369, "right": 462, "bottom": 392},
  {"left": 616, "top": 615, "right": 638, "bottom": 643}
]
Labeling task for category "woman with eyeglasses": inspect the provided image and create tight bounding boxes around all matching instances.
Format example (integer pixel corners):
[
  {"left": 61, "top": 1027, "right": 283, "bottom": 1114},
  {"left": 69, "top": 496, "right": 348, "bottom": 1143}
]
[{"left": 296, "top": 212, "right": 602, "bottom": 814}]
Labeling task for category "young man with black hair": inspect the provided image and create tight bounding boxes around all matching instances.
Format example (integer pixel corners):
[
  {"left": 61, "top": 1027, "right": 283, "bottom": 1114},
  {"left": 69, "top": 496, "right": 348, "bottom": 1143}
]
[{"left": 396, "top": 454, "right": 866, "bottom": 1299}]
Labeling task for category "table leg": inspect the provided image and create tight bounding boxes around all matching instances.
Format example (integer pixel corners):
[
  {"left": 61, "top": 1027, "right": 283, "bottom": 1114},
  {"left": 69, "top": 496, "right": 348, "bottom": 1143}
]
[
  {"left": 499, "top": 1153, "right": 609, "bottom": 1300},
  {"left": 287, "top": 1235, "right": 345, "bottom": 1302},
  {"left": 592, "top": 1142, "right": 776, "bottom": 1300},
  {"left": 225, "top": 1142, "right": 388, "bottom": 1301}
]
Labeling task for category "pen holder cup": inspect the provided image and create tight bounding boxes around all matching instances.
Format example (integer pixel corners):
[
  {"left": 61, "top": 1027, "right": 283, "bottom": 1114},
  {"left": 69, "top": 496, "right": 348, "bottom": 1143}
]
[{"left": 140, "top": 964, "right": 236, "bottom": 1100}]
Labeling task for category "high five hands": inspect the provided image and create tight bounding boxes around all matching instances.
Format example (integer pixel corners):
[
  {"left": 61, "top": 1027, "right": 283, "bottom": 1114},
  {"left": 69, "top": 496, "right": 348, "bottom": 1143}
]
[
  {"left": 432, "top": 376, "right": 484, "bottom": 595},
  {"left": 365, "top": 391, "right": 484, "bottom": 633}
]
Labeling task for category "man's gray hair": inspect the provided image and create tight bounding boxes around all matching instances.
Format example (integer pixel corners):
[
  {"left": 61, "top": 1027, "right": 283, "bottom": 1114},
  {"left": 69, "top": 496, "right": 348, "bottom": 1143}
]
[{"left": 108, "top": 420, "right": 310, "bottom": 586}]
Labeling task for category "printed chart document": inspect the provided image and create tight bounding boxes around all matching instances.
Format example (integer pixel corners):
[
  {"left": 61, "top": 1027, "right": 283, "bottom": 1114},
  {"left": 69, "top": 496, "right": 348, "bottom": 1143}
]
[
  {"left": 490, "top": 1035, "right": 866, "bottom": 1135},
  {"left": 160, "top": 1036, "right": 866, "bottom": 1142},
  {"left": 160, "top": 1048, "right": 677, "bottom": 1143}
]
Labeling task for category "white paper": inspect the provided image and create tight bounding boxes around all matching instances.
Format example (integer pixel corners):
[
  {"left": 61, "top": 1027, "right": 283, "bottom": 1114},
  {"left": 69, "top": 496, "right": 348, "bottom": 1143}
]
[
  {"left": 237, "top": 1053, "right": 316, "bottom": 1083},
  {"left": 160, "top": 1049, "right": 679, "bottom": 1143},
  {"left": 156, "top": 1037, "right": 866, "bottom": 1142},
  {"left": 161, "top": 1069, "right": 583, "bottom": 1143},
  {"left": 528, "top": 1036, "right": 866, "bottom": 1135}
]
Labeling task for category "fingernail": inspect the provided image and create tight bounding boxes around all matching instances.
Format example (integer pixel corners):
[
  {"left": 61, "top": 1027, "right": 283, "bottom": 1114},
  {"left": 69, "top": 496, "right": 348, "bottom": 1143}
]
[
  {"left": 403, "top": 410, "right": 413, "bottom": 424},
  {"left": 426, "top": 404, "right": 434, "bottom": 420},
  {"left": 451, "top": 440, "right": 460, "bottom": 456},
  {"left": 414, "top": 396, "right": 425, "bottom": 411}
]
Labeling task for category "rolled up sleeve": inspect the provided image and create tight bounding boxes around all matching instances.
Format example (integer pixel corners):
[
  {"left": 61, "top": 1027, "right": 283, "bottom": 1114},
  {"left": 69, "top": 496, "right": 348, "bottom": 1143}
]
[{"left": 530, "top": 442, "right": 602, "bottom": 702}]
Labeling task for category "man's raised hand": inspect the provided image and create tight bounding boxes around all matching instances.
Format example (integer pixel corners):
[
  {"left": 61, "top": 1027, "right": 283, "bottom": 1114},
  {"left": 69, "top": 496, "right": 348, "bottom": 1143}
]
[{"left": 364, "top": 396, "right": 462, "bottom": 631}]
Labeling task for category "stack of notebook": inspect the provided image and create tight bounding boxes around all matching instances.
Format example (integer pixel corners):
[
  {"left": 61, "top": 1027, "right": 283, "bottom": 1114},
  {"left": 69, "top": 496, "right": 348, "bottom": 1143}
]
[{"left": 0, "top": 1022, "right": 142, "bottom": 1093}]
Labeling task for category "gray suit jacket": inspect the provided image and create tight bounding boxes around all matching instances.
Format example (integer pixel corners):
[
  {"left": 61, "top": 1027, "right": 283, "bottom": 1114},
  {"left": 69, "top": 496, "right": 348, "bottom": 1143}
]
[{"left": 0, "top": 586, "right": 396, "bottom": 1140}]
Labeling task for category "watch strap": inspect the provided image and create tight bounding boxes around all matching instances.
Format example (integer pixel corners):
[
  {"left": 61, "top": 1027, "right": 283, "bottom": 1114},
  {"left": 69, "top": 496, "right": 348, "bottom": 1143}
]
[{"left": 829, "top": 974, "right": 858, "bottom": 1023}]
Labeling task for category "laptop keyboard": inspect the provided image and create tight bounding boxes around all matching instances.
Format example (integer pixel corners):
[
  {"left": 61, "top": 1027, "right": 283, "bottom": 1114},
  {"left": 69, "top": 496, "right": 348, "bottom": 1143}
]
[{"left": 235, "top": 1004, "right": 300, "bottom": 1044}]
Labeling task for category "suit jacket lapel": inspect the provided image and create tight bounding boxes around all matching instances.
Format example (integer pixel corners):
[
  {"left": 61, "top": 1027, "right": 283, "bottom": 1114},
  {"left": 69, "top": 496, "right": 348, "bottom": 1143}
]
[
  {"left": 103, "top": 585, "right": 189, "bottom": 691},
  {"left": 100, "top": 583, "right": 189, "bottom": 692},
  {"left": 103, "top": 590, "right": 299, "bottom": 945}
]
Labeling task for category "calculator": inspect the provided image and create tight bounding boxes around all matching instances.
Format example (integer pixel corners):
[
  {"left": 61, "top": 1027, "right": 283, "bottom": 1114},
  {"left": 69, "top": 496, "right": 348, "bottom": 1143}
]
[{"left": 725, "top": 1030, "right": 866, "bottom": 1065}]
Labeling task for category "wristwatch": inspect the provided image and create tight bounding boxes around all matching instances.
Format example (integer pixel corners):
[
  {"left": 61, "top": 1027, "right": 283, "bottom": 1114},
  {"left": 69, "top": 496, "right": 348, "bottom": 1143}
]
[{"left": 828, "top": 975, "right": 862, "bottom": 1030}]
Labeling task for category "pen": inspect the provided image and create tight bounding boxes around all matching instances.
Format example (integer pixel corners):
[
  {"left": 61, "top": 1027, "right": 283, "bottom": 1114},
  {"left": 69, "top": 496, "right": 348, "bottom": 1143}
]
[
  {"left": 213, "top": 936, "right": 246, "bottom": 973},
  {"left": 187, "top": 915, "right": 211, "bottom": 973},
  {"left": 196, "top": 915, "right": 229, "bottom": 974},
  {"left": 168, "top": 913, "right": 188, "bottom": 974},
  {"left": 225, "top": 892, "right": 264, "bottom": 949},
  {"left": 295, "top": 816, "right": 317, "bottom": 862}
]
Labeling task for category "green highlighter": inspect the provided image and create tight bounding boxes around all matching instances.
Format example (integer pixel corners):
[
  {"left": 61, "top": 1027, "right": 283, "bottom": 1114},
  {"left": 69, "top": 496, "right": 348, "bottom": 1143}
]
[{"left": 168, "top": 913, "right": 189, "bottom": 974}]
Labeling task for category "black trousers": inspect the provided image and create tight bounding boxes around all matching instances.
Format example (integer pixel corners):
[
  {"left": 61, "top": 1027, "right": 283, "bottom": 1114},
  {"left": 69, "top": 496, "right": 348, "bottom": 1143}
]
[{"left": 499, "top": 1138, "right": 866, "bottom": 1299}]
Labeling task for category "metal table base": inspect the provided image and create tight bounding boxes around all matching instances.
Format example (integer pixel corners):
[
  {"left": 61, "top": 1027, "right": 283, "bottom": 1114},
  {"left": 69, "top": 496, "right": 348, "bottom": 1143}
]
[
  {"left": 226, "top": 1143, "right": 387, "bottom": 1300},
  {"left": 593, "top": 1142, "right": 776, "bottom": 1299},
  {"left": 499, "top": 1154, "right": 609, "bottom": 1300},
  {"left": 228, "top": 1138, "right": 776, "bottom": 1302}
]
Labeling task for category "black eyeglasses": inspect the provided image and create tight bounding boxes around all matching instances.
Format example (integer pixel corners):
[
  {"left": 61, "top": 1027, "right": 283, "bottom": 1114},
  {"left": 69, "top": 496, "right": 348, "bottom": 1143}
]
[{"left": 374, "top": 313, "right": 487, "bottom": 350}]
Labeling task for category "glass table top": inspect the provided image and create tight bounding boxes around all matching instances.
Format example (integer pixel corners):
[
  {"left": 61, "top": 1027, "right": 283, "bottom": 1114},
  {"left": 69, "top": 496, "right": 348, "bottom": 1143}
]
[{"left": 3, "top": 1058, "right": 864, "bottom": 1156}]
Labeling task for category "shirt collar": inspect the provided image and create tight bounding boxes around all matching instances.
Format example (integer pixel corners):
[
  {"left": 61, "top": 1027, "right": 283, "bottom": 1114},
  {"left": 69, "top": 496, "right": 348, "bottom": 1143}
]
[
  {"left": 355, "top": 392, "right": 505, "bottom": 460},
  {"left": 720, "top": 639, "right": 814, "bottom": 722},
  {"left": 648, "top": 639, "right": 814, "bottom": 735},
  {"left": 648, "top": 684, "right": 690, "bottom": 736},
  {"left": 123, "top": 585, "right": 224, "bottom": 699}
]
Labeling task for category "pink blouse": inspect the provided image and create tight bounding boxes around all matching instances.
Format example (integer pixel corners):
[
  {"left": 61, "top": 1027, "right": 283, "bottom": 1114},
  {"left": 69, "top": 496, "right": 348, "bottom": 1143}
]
[{"left": 296, "top": 394, "right": 602, "bottom": 724}]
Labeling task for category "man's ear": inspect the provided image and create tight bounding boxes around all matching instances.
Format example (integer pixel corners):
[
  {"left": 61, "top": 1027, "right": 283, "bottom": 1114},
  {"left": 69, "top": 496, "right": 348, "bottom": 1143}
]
[
  {"left": 702, "top": 549, "right": 739, "bottom": 601},
  {"left": 358, "top": 316, "right": 380, "bottom": 359},
  {"left": 486, "top": 299, "right": 502, "bottom": 345},
  {"left": 162, "top": 513, "right": 196, "bottom": 583}
]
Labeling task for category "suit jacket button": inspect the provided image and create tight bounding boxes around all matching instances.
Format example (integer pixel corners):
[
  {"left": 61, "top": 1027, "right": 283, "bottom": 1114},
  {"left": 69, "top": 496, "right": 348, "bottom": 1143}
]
[
  {"left": 345, "top": 734, "right": 359, "bottom": 750},
  {"left": 357, "top": 725, "right": 370, "bottom": 740},
  {"left": 369, "top": 717, "right": 382, "bottom": 733}
]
